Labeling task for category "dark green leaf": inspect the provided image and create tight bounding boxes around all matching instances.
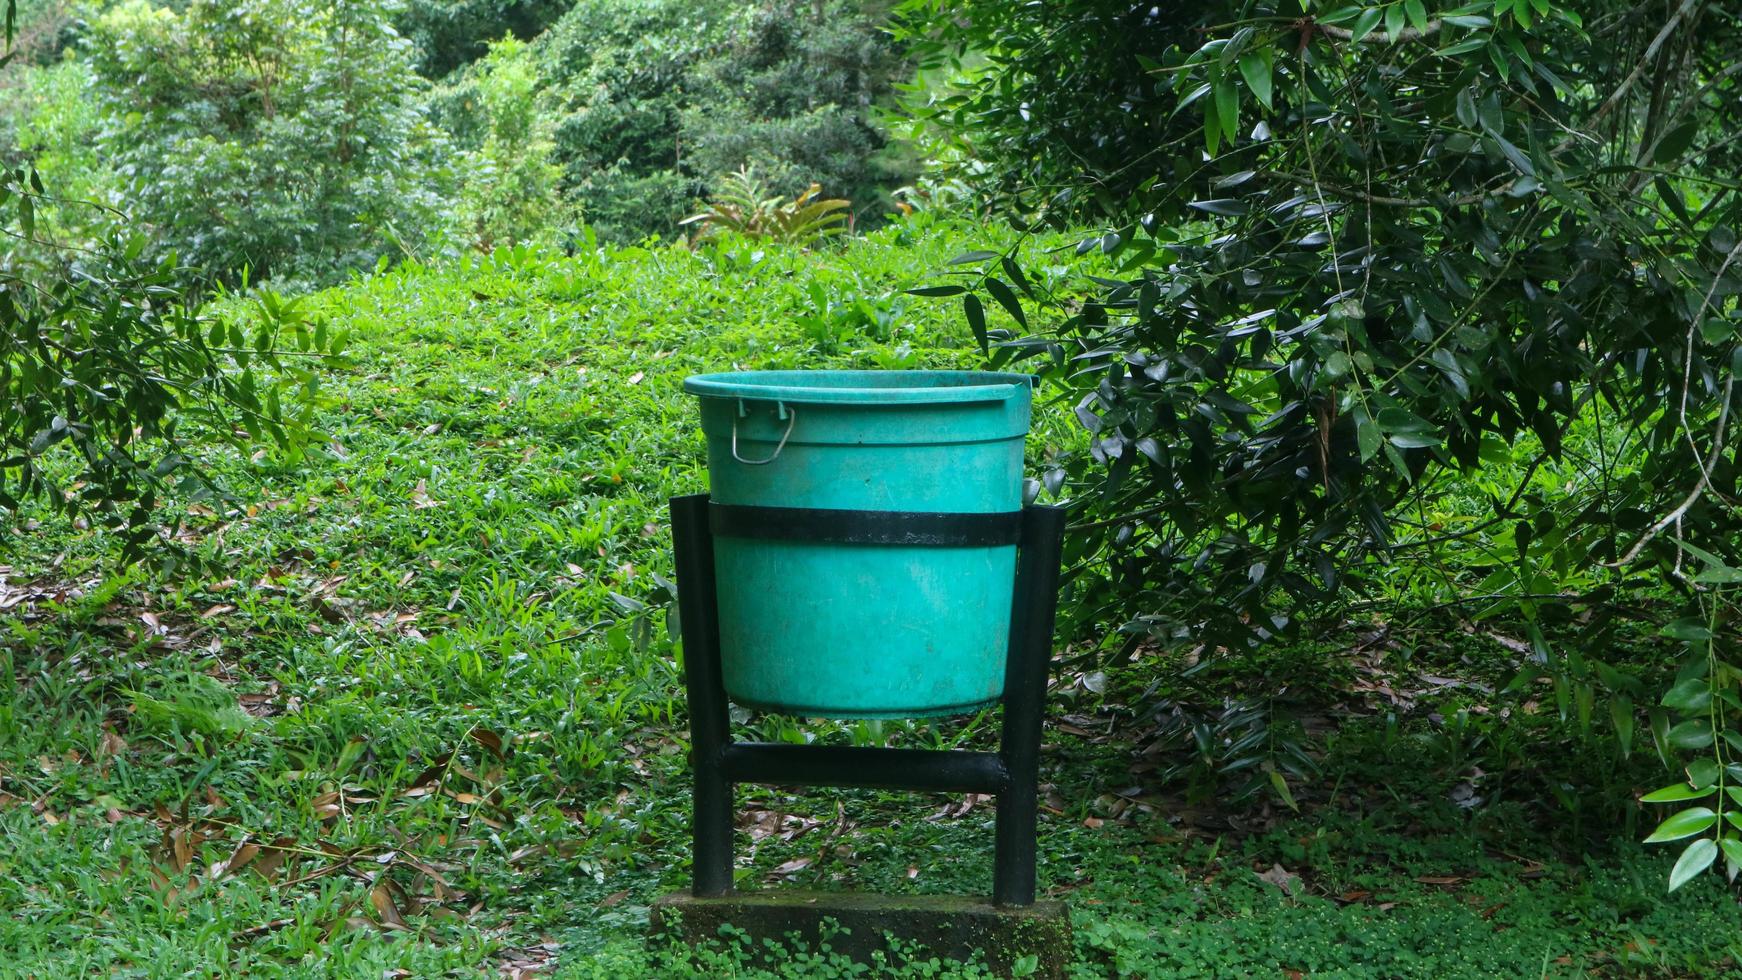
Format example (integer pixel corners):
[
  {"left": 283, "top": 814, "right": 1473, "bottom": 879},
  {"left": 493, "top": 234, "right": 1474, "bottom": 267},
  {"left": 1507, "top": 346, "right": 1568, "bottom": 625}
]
[
  {"left": 1349, "top": 7, "right": 1384, "bottom": 43},
  {"left": 1436, "top": 37, "right": 1490, "bottom": 57},
  {"left": 1404, "top": 0, "right": 1429, "bottom": 32},
  {"left": 984, "top": 278, "right": 1028, "bottom": 330},
  {"left": 1384, "top": 3, "right": 1405, "bottom": 41},
  {"left": 1001, "top": 256, "right": 1034, "bottom": 299},
  {"left": 1487, "top": 133, "right": 1535, "bottom": 176},
  {"left": 947, "top": 250, "right": 1001, "bottom": 266},
  {"left": 1237, "top": 51, "right": 1272, "bottom": 111},
  {"left": 1187, "top": 199, "right": 1250, "bottom": 217},
  {"left": 1662, "top": 619, "right": 1711, "bottom": 641},
  {"left": 1668, "top": 720, "right": 1715, "bottom": 750},
  {"left": 1213, "top": 75, "right": 1238, "bottom": 142},
  {"left": 1687, "top": 758, "right": 1721, "bottom": 790},
  {"left": 963, "top": 292, "right": 988, "bottom": 355}
]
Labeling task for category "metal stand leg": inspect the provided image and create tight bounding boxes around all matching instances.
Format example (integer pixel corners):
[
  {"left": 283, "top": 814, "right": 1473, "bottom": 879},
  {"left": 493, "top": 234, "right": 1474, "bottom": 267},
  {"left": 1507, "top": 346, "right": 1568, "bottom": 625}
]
[
  {"left": 672, "top": 494, "right": 734, "bottom": 897},
  {"left": 994, "top": 506, "right": 1066, "bottom": 906},
  {"left": 669, "top": 495, "right": 1067, "bottom": 906}
]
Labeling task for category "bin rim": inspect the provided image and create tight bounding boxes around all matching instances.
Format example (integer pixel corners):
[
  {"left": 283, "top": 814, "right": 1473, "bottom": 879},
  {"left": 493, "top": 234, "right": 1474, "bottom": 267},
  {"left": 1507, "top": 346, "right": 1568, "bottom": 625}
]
[{"left": 683, "top": 369, "right": 1035, "bottom": 406}]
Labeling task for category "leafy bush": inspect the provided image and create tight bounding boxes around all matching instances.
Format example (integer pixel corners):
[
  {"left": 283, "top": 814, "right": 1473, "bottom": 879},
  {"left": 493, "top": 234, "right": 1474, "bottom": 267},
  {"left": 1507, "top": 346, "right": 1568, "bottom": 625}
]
[
  {"left": 904, "top": 0, "right": 1742, "bottom": 886},
  {"left": 1, "top": 164, "right": 340, "bottom": 567},
  {"left": 0, "top": 58, "right": 114, "bottom": 252},
  {"left": 84, "top": 0, "right": 450, "bottom": 286},
  {"left": 896, "top": 0, "right": 1212, "bottom": 221},
  {"left": 443, "top": 36, "right": 572, "bottom": 252}
]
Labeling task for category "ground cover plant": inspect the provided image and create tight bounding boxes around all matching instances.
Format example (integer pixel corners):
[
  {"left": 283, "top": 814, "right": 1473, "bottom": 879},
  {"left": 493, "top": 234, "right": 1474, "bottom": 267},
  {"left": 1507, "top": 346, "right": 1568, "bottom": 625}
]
[{"left": 5, "top": 218, "right": 1742, "bottom": 976}]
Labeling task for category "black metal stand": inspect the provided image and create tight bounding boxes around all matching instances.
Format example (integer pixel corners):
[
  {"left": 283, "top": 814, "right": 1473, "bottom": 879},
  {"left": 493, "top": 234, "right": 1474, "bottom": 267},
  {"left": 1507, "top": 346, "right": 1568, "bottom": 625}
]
[{"left": 669, "top": 493, "right": 1065, "bottom": 906}]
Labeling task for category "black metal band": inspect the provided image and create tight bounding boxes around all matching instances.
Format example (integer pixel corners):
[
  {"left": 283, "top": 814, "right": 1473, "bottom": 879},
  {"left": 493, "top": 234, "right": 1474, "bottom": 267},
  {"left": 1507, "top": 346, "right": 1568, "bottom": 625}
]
[{"left": 709, "top": 502, "right": 1023, "bottom": 547}]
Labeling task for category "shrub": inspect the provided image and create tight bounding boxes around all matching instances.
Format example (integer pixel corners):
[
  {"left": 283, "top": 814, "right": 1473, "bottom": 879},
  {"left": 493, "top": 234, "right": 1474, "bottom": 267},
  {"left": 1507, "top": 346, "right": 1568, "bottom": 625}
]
[
  {"left": 0, "top": 58, "right": 115, "bottom": 257},
  {"left": 904, "top": 0, "right": 1742, "bottom": 885},
  {"left": 896, "top": 0, "right": 1211, "bottom": 221},
  {"left": 444, "top": 36, "right": 572, "bottom": 252},
  {"left": 1, "top": 163, "right": 341, "bottom": 568},
  {"left": 84, "top": 0, "right": 450, "bottom": 286}
]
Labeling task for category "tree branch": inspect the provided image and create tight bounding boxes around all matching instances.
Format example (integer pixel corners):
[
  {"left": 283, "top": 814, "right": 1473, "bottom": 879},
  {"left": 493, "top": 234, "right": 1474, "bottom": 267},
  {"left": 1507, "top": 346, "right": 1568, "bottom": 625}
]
[
  {"left": 1318, "top": 20, "right": 1441, "bottom": 44},
  {"left": 1568, "top": 0, "right": 1700, "bottom": 147},
  {"left": 1608, "top": 233, "right": 1742, "bottom": 568}
]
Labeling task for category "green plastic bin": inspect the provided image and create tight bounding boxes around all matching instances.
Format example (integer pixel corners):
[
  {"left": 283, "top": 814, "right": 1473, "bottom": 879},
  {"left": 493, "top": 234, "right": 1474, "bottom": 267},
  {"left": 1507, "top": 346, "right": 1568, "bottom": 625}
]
[{"left": 683, "top": 370, "right": 1035, "bottom": 718}]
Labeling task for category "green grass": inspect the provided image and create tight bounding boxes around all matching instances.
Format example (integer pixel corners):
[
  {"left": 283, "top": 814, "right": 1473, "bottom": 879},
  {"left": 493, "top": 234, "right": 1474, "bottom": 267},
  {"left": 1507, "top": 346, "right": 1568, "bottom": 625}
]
[{"left": 3, "top": 215, "right": 1740, "bottom": 977}]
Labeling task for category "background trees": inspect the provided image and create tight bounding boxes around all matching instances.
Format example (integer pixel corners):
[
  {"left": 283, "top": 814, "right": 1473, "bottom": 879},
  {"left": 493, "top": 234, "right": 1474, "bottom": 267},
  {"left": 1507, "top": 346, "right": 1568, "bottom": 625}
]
[
  {"left": 533, "top": 0, "right": 911, "bottom": 240},
  {"left": 2, "top": 0, "right": 917, "bottom": 267}
]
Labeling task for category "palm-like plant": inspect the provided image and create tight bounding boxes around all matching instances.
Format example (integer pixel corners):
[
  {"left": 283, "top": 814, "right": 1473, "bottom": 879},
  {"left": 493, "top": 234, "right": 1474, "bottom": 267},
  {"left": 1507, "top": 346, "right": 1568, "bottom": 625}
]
[{"left": 681, "top": 168, "right": 850, "bottom": 247}]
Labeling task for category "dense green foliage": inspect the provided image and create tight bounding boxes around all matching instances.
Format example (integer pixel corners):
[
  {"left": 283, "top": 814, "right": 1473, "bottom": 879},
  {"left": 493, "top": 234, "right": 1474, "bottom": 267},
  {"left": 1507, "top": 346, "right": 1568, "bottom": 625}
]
[
  {"left": 396, "top": 0, "right": 575, "bottom": 78},
  {"left": 2, "top": 0, "right": 342, "bottom": 571},
  {"left": 85, "top": 0, "right": 449, "bottom": 285},
  {"left": 1, "top": 167, "right": 340, "bottom": 567},
  {"left": 904, "top": 0, "right": 1742, "bottom": 883},
  {"left": 7, "top": 227, "right": 1742, "bottom": 974},
  {"left": 676, "top": 1, "right": 912, "bottom": 223},
  {"left": 898, "top": 1, "right": 1213, "bottom": 220},
  {"left": 1, "top": 0, "right": 916, "bottom": 273},
  {"left": 445, "top": 37, "right": 573, "bottom": 252},
  {"left": 533, "top": 0, "right": 912, "bottom": 241}
]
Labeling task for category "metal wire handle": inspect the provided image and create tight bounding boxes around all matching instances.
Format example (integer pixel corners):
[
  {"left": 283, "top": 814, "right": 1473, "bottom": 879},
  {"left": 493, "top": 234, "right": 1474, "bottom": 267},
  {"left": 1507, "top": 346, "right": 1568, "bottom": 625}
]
[{"left": 731, "top": 403, "right": 796, "bottom": 465}]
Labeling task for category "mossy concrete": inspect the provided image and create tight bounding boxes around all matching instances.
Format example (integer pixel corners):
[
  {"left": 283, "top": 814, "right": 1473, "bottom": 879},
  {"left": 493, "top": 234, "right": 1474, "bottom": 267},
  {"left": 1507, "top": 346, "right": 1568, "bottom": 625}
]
[{"left": 650, "top": 889, "right": 1071, "bottom": 978}]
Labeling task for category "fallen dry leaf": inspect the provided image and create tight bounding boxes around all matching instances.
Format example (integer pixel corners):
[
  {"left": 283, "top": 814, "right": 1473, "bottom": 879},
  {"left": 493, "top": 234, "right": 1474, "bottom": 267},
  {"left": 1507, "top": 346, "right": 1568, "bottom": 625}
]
[
  {"left": 215, "top": 839, "right": 261, "bottom": 879},
  {"left": 371, "top": 883, "right": 409, "bottom": 930},
  {"left": 411, "top": 479, "right": 441, "bottom": 510},
  {"left": 468, "top": 729, "right": 507, "bottom": 758},
  {"left": 236, "top": 918, "right": 295, "bottom": 941}
]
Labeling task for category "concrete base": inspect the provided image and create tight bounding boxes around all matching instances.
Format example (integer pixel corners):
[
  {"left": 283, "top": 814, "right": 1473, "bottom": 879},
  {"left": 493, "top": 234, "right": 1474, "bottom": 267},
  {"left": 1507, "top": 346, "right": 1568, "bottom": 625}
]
[{"left": 651, "top": 890, "right": 1071, "bottom": 978}]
